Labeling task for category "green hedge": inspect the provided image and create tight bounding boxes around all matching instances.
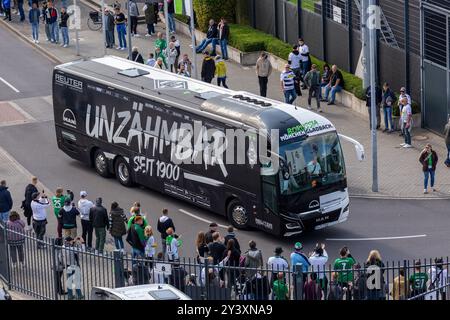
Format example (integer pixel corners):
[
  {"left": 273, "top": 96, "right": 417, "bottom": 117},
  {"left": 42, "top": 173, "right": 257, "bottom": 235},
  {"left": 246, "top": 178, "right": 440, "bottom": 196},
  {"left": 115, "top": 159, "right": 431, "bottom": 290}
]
[{"left": 193, "top": 0, "right": 236, "bottom": 32}]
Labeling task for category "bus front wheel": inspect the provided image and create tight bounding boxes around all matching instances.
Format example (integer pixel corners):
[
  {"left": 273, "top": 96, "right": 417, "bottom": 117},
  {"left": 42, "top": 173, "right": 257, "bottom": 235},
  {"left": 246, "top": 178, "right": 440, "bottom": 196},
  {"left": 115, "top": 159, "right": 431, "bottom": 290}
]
[
  {"left": 227, "top": 199, "right": 249, "bottom": 230},
  {"left": 115, "top": 157, "right": 134, "bottom": 187},
  {"left": 94, "top": 149, "right": 110, "bottom": 178}
]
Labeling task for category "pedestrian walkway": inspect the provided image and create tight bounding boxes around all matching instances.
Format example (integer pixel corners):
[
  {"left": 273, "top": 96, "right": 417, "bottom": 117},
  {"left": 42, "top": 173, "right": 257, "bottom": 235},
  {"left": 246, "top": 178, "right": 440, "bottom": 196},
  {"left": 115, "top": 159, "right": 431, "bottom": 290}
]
[{"left": 1, "top": 2, "right": 449, "bottom": 199}]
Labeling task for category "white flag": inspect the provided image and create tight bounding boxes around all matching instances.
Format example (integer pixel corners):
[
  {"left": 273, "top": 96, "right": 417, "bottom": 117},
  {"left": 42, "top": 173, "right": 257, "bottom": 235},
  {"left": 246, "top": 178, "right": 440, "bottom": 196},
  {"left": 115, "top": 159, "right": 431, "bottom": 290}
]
[{"left": 184, "top": 0, "right": 192, "bottom": 17}]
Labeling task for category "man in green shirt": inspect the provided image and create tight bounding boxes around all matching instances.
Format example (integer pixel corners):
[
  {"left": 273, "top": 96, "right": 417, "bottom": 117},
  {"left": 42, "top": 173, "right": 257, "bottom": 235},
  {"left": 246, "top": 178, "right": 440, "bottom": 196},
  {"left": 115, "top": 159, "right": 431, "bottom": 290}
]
[
  {"left": 272, "top": 272, "right": 289, "bottom": 300},
  {"left": 333, "top": 246, "right": 356, "bottom": 300},
  {"left": 409, "top": 261, "right": 428, "bottom": 299},
  {"left": 51, "top": 187, "right": 73, "bottom": 238},
  {"left": 127, "top": 207, "right": 149, "bottom": 229}
]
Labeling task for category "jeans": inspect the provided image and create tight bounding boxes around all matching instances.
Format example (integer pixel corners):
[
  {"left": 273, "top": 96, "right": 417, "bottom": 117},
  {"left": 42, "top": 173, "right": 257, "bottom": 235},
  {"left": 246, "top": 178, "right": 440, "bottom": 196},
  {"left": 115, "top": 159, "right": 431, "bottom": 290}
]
[
  {"left": 324, "top": 85, "right": 342, "bottom": 103},
  {"left": 319, "top": 82, "right": 328, "bottom": 99},
  {"left": 167, "top": 13, "right": 175, "bottom": 33},
  {"left": 220, "top": 39, "right": 228, "bottom": 59},
  {"left": 1, "top": 211, "right": 9, "bottom": 224},
  {"left": 217, "top": 77, "right": 228, "bottom": 88},
  {"left": 300, "top": 60, "right": 309, "bottom": 78},
  {"left": 61, "top": 26, "right": 69, "bottom": 45},
  {"left": 113, "top": 236, "right": 124, "bottom": 250},
  {"left": 31, "top": 23, "right": 39, "bottom": 40},
  {"left": 45, "top": 23, "right": 51, "bottom": 41},
  {"left": 161, "top": 238, "right": 167, "bottom": 256},
  {"left": 258, "top": 76, "right": 268, "bottom": 97},
  {"left": 106, "top": 30, "right": 114, "bottom": 48},
  {"left": 147, "top": 23, "right": 155, "bottom": 35},
  {"left": 402, "top": 124, "right": 411, "bottom": 145},
  {"left": 383, "top": 107, "right": 393, "bottom": 130},
  {"left": 95, "top": 227, "right": 106, "bottom": 253},
  {"left": 9, "top": 244, "right": 24, "bottom": 263},
  {"left": 33, "top": 219, "right": 46, "bottom": 248},
  {"left": 196, "top": 38, "right": 218, "bottom": 54},
  {"left": 445, "top": 144, "right": 450, "bottom": 166},
  {"left": 284, "top": 89, "right": 297, "bottom": 104},
  {"left": 18, "top": 0, "right": 24, "bottom": 21},
  {"left": 50, "top": 22, "right": 59, "bottom": 42},
  {"left": 117, "top": 24, "right": 126, "bottom": 48},
  {"left": 308, "top": 85, "right": 320, "bottom": 109},
  {"left": 424, "top": 169, "right": 435, "bottom": 189},
  {"left": 81, "top": 220, "right": 93, "bottom": 248}
]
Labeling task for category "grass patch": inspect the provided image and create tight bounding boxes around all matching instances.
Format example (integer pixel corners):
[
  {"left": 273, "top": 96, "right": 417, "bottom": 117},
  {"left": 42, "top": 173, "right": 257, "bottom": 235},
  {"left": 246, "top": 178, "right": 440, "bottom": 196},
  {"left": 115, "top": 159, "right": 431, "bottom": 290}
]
[{"left": 289, "top": 0, "right": 316, "bottom": 12}]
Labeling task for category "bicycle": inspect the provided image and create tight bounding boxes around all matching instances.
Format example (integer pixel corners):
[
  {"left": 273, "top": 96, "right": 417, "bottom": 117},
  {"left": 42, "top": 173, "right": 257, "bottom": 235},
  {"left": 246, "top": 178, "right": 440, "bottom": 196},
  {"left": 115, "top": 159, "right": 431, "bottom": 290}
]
[{"left": 87, "top": 10, "right": 103, "bottom": 31}]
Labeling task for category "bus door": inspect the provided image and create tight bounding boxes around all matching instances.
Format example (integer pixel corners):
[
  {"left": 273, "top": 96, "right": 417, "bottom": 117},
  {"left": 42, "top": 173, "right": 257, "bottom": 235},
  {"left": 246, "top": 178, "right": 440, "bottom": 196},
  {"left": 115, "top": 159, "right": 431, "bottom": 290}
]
[{"left": 259, "top": 161, "right": 281, "bottom": 236}]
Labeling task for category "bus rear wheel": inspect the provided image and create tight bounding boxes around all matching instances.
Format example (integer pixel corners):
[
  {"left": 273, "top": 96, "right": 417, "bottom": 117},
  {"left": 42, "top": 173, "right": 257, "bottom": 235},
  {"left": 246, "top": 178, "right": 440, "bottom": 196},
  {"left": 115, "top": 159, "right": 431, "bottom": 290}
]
[
  {"left": 94, "top": 149, "right": 110, "bottom": 177},
  {"left": 227, "top": 199, "right": 249, "bottom": 230},
  {"left": 115, "top": 157, "right": 134, "bottom": 187}
]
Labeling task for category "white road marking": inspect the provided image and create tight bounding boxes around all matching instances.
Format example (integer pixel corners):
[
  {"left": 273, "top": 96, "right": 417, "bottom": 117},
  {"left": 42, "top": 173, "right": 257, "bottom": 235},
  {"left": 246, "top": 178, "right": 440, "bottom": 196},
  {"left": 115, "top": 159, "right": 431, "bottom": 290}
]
[
  {"left": 326, "top": 234, "right": 427, "bottom": 241},
  {"left": 8, "top": 101, "right": 35, "bottom": 121},
  {"left": 0, "top": 77, "right": 20, "bottom": 93},
  {"left": 178, "top": 209, "right": 227, "bottom": 228}
]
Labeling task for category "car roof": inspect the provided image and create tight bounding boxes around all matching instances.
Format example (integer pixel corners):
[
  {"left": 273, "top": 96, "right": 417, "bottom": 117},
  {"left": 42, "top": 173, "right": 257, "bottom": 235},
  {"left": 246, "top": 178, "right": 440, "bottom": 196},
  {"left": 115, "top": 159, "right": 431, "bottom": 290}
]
[{"left": 92, "top": 284, "right": 192, "bottom": 300}]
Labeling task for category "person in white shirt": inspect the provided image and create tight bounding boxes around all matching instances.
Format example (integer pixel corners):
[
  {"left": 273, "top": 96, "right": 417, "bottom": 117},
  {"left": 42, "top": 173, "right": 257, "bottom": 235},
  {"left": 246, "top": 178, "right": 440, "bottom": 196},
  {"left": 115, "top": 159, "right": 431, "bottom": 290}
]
[
  {"left": 400, "top": 97, "right": 413, "bottom": 148},
  {"left": 30, "top": 192, "right": 50, "bottom": 248},
  {"left": 267, "top": 247, "right": 289, "bottom": 284},
  {"left": 77, "top": 191, "right": 94, "bottom": 250},
  {"left": 288, "top": 45, "right": 302, "bottom": 80},
  {"left": 309, "top": 243, "right": 329, "bottom": 297},
  {"left": 298, "top": 38, "right": 311, "bottom": 88},
  {"left": 427, "top": 258, "right": 448, "bottom": 300},
  {"left": 397, "top": 87, "right": 411, "bottom": 136}
]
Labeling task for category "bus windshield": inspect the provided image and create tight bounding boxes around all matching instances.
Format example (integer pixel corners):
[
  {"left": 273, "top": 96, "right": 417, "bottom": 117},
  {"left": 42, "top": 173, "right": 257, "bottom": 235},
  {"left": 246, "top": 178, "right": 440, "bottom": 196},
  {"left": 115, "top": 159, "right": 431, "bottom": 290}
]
[{"left": 279, "top": 131, "right": 345, "bottom": 195}]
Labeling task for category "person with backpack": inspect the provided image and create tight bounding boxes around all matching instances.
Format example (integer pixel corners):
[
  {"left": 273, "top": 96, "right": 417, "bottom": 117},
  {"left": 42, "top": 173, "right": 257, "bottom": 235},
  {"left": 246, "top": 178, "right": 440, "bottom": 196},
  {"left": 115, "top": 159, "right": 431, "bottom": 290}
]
[
  {"left": 157, "top": 208, "right": 175, "bottom": 256},
  {"left": 109, "top": 202, "right": 127, "bottom": 251},
  {"left": 22, "top": 177, "right": 38, "bottom": 231},
  {"left": 165, "top": 227, "right": 181, "bottom": 262},
  {"left": 303, "top": 64, "right": 321, "bottom": 112},
  {"left": 272, "top": 272, "right": 289, "bottom": 300},
  {"left": 126, "top": 215, "right": 146, "bottom": 259},
  {"left": 244, "top": 240, "right": 263, "bottom": 279},
  {"left": 58, "top": 198, "right": 80, "bottom": 239},
  {"left": 223, "top": 226, "right": 240, "bottom": 253},
  {"left": 127, "top": 206, "right": 149, "bottom": 229}
]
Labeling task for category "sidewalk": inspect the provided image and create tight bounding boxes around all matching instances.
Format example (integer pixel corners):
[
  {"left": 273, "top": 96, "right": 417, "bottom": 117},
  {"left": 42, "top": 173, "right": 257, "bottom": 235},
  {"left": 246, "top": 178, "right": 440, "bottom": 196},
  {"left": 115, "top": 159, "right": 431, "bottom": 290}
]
[{"left": 1, "top": 1, "right": 449, "bottom": 199}]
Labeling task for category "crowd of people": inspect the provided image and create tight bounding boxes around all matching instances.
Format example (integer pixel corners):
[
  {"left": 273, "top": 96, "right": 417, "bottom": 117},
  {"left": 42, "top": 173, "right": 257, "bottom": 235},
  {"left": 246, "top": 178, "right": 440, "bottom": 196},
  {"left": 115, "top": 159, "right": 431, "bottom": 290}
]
[{"left": 0, "top": 177, "right": 449, "bottom": 300}]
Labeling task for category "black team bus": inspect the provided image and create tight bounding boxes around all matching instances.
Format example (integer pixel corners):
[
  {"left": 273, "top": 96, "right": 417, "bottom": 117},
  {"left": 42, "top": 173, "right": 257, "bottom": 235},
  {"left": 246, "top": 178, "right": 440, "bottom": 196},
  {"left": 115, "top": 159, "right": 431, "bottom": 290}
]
[{"left": 52, "top": 56, "right": 364, "bottom": 237}]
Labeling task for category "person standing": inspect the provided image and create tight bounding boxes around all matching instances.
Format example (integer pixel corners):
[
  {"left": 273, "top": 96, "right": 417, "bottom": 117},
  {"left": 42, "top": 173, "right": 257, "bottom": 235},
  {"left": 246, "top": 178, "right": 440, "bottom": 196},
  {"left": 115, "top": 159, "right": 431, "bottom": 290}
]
[
  {"left": 45, "top": 1, "right": 59, "bottom": 44},
  {"left": 41, "top": 1, "right": 51, "bottom": 41},
  {"left": 109, "top": 201, "right": 127, "bottom": 251},
  {"left": 207, "top": 232, "right": 226, "bottom": 265},
  {"left": 397, "top": 87, "right": 411, "bottom": 136},
  {"left": 244, "top": 240, "right": 263, "bottom": 279},
  {"left": 364, "top": 250, "right": 385, "bottom": 300},
  {"left": 272, "top": 272, "right": 289, "bottom": 300},
  {"left": 290, "top": 241, "right": 310, "bottom": 297},
  {"left": 409, "top": 261, "right": 428, "bottom": 299},
  {"left": 146, "top": 52, "right": 156, "bottom": 66},
  {"left": 22, "top": 176, "right": 38, "bottom": 231},
  {"left": 205, "top": 222, "right": 218, "bottom": 244},
  {"left": 104, "top": 8, "right": 115, "bottom": 48},
  {"left": 59, "top": 7, "right": 69, "bottom": 47},
  {"left": 58, "top": 198, "right": 80, "bottom": 239},
  {"left": 256, "top": 52, "right": 272, "bottom": 97},
  {"left": 323, "top": 65, "right": 344, "bottom": 105},
  {"left": 0, "top": 180, "right": 13, "bottom": 224},
  {"left": 89, "top": 197, "right": 109, "bottom": 254},
  {"left": 333, "top": 246, "right": 356, "bottom": 300},
  {"left": 280, "top": 64, "right": 297, "bottom": 105},
  {"left": 308, "top": 243, "right": 329, "bottom": 298},
  {"left": 157, "top": 208, "right": 175, "bottom": 256},
  {"left": 195, "top": 231, "right": 209, "bottom": 264},
  {"left": 77, "top": 191, "right": 93, "bottom": 250},
  {"left": 166, "top": 41, "right": 178, "bottom": 72},
  {"left": 201, "top": 51, "right": 215, "bottom": 83},
  {"left": 267, "top": 247, "right": 289, "bottom": 285},
  {"left": 144, "top": 225, "right": 157, "bottom": 263},
  {"left": 365, "top": 84, "right": 382, "bottom": 130},
  {"left": 381, "top": 82, "right": 396, "bottom": 132},
  {"left": 31, "top": 191, "right": 50, "bottom": 249},
  {"left": 3, "top": 0, "right": 11, "bottom": 21},
  {"left": 298, "top": 38, "right": 311, "bottom": 88},
  {"left": 419, "top": 144, "right": 438, "bottom": 194},
  {"left": 287, "top": 45, "right": 302, "bottom": 87},
  {"left": 51, "top": 187, "right": 71, "bottom": 240},
  {"left": 6, "top": 212, "right": 25, "bottom": 268},
  {"left": 64, "top": 237, "right": 84, "bottom": 300},
  {"left": 215, "top": 56, "right": 228, "bottom": 88},
  {"left": 114, "top": 6, "right": 127, "bottom": 50},
  {"left": 178, "top": 53, "right": 192, "bottom": 77},
  {"left": 154, "top": 32, "right": 168, "bottom": 68},
  {"left": 129, "top": 0, "right": 139, "bottom": 37},
  {"left": 167, "top": 0, "right": 175, "bottom": 34},
  {"left": 126, "top": 215, "right": 146, "bottom": 259},
  {"left": 303, "top": 64, "right": 321, "bottom": 112},
  {"left": 400, "top": 97, "right": 413, "bottom": 148},
  {"left": 392, "top": 268, "right": 409, "bottom": 300},
  {"left": 28, "top": 2, "right": 40, "bottom": 43},
  {"left": 218, "top": 17, "right": 229, "bottom": 60},
  {"left": 444, "top": 117, "right": 450, "bottom": 167},
  {"left": 143, "top": 0, "right": 155, "bottom": 36},
  {"left": 169, "top": 35, "right": 180, "bottom": 72}
]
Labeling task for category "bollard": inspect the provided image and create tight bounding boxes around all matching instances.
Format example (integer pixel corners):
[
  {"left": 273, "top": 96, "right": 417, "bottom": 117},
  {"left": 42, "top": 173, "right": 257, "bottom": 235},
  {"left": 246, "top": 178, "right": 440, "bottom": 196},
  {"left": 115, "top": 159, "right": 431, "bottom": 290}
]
[
  {"left": 294, "top": 264, "right": 304, "bottom": 300},
  {"left": 113, "top": 250, "right": 125, "bottom": 288}
]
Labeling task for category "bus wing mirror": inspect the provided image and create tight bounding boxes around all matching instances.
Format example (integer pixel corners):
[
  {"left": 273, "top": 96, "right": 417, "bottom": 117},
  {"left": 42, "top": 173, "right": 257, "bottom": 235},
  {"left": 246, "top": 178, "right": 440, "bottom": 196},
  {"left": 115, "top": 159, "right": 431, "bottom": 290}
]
[{"left": 338, "top": 134, "right": 365, "bottom": 161}]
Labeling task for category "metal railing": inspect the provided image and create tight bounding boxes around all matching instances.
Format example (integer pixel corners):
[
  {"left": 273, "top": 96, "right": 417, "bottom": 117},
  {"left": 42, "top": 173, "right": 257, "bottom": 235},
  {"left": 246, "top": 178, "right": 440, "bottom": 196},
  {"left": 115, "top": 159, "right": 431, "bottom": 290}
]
[{"left": 1, "top": 223, "right": 449, "bottom": 300}]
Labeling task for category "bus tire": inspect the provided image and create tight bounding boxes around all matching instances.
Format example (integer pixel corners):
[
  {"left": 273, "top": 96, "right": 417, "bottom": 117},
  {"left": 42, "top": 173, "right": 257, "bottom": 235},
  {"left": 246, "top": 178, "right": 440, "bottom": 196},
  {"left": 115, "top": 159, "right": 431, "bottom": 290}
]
[
  {"left": 94, "top": 149, "right": 110, "bottom": 178},
  {"left": 227, "top": 199, "right": 249, "bottom": 230},
  {"left": 115, "top": 157, "right": 134, "bottom": 187}
]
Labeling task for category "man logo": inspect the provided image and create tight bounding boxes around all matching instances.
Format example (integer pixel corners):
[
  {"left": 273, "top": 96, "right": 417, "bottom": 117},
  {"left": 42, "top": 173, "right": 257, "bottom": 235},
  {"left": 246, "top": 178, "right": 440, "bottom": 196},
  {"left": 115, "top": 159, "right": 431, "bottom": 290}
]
[
  {"left": 309, "top": 200, "right": 320, "bottom": 209},
  {"left": 63, "top": 109, "right": 77, "bottom": 128}
]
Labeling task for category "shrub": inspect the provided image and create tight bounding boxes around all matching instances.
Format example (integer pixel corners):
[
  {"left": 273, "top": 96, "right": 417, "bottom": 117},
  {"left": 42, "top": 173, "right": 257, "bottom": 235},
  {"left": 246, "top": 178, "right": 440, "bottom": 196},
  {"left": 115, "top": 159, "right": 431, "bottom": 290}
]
[
  {"left": 174, "top": 13, "right": 189, "bottom": 24},
  {"left": 193, "top": 0, "right": 237, "bottom": 32}
]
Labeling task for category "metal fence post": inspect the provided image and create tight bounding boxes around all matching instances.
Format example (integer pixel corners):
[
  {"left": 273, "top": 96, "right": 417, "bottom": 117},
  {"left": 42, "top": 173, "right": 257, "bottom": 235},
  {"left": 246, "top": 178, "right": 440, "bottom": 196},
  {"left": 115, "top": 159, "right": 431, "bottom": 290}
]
[
  {"left": 294, "top": 264, "right": 303, "bottom": 300},
  {"left": 0, "top": 224, "right": 11, "bottom": 289},
  {"left": 204, "top": 259, "right": 209, "bottom": 300},
  {"left": 113, "top": 250, "right": 125, "bottom": 288},
  {"left": 51, "top": 238, "right": 59, "bottom": 300},
  {"left": 347, "top": 0, "right": 353, "bottom": 72},
  {"left": 273, "top": 0, "right": 278, "bottom": 38},
  {"left": 321, "top": 0, "right": 327, "bottom": 62},
  {"left": 404, "top": 0, "right": 410, "bottom": 93},
  {"left": 282, "top": 0, "right": 287, "bottom": 42},
  {"left": 297, "top": 0, "right": 302, "bottom": 39}
]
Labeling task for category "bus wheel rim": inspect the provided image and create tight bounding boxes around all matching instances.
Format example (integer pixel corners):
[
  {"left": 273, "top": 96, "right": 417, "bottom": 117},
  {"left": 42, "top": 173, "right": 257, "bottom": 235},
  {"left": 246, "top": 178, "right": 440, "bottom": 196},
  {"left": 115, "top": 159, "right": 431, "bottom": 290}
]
[
  {"left": 232, "top": 205, "right": 247, "bottom": 226},
  {"left": 96, "top": 154, "right": 107, "bottom": 173},
  {"left": 118, "top": 163, "right": 129, "bottom": 182}
]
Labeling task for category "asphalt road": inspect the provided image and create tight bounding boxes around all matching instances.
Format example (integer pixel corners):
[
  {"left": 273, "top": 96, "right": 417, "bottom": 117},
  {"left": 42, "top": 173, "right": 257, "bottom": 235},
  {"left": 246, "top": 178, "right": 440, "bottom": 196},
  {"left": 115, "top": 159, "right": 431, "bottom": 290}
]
[
  {"left": 1, "top": 22, "right": 450, "bottom": 266},
  {"left": 0, "top": 26, "right": 54, "bottom": 101}
]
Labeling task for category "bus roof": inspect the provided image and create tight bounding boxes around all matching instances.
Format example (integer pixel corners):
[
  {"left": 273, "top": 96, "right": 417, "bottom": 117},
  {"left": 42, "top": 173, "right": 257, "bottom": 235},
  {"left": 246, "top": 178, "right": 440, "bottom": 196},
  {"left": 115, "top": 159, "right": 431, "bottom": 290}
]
[{"left": 55, "top": 56, "right": 335, "bottom": 137}]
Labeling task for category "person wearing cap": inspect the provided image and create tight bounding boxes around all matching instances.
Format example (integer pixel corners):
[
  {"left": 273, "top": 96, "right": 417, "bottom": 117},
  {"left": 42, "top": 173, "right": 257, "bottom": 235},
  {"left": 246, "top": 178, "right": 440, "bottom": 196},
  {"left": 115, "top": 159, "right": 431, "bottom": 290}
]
[
  {"left": 303, "top": 64, "right": 322, "bottom": 112},
  {"left": 419, "top": 144, "right": 438, "bottom": 194},
  {"left": 157, "top": 208, "right": 175, "bottom": 256},
  {"left": 51, "top": 187, "right": 73, "bottom": 239},
  {"left": 280, "top": 64, "right": 297, "bottom": 105},
  {"left": 290, "top": 241, "right": 310, "bottom": 298},
  {"left": 267, "top": 246, "right": 289, "bottom": 285},
  {"left": 444, "top": 116, "right": 450, "bottom": 167},
  {"left": 78, "top": 191, "right": 94, "bottom": 250},
  {"left": 89, "top": 197, "right": 109, "bottom": 254},
  {"left": 58, "top": 198, "right": 80, "bottom": 239},
  {"left": 31, "top": 191, "right": 50, "bottom": 249},
  {"left": 201, "top": 51, "right": 216, "bottom": 83},
  {"left": 205, "top": 222, "right": 218, "bottom": 244}
]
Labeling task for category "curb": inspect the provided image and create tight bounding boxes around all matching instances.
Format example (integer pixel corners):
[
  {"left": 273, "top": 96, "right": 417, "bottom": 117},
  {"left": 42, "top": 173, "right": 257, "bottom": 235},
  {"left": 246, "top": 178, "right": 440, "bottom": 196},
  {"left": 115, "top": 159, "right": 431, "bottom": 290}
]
[
  {"left": 0, "top": 19, "right": 62, "bottom": 64},
  {"left": 349, "top": 194, "right": 450, "bottom": 200}
]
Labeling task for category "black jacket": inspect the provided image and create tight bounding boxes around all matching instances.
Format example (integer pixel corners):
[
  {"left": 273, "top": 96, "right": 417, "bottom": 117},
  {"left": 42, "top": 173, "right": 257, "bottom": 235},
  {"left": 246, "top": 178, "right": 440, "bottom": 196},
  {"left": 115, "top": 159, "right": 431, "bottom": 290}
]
[
  {"left": 105, "top": 12, "right": 115, "bottom": 31},
  {"left": 206, "top": 23, "right": 219, "bottom": 39},
  {"left": 0, "top": 186, "right": 13, "bottom": 213},
  {"left": 218, "top": 23, "right": 229, "bottom": 40},
  {"left": 201, "top": 57, "right": 215, "bottom": 81},
  {"left": 208, "top": 241, "right": 226, "bottom": 265},
  {"left": 157, "top": 215, "right": 175, "bottom": 239},
  {"left": 89, "top": 205, "right": 109, "bottom": 229},
  {"left": 130, "top": 51, "right": 144, "bottom": 64},
  {"left": 365, "top": 86, "right": 382, "bottom": 107},
  {"left": 168, "top": 0, "right": 175, "bottom": 14},
  {"left": 250, "top": 275, "right": 271, "bottom": 299},
  {"left": 127, "top": 224, "right": 145, "bottom": 251},
  {"left": 109, "top": 207, "right": 127, "bottom": 237},
  {"left": 224, "top": 233, "right": 241, "bottom": 253},
  {"left": 23, "top": 183, "right": 38, "bottom": 211},
  {"left": 58, "top": 206, "right": 80, "bottom": 229},
  {"left": 59, "top": 12, "right": 69, "bottom": 28}
]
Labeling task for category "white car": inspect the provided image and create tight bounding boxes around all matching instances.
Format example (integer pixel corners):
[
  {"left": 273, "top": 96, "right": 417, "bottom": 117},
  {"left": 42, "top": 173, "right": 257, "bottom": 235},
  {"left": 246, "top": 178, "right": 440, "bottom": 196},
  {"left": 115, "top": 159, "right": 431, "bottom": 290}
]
[{"left": 90, "top": 284, "right": 192, "bottom": 300}]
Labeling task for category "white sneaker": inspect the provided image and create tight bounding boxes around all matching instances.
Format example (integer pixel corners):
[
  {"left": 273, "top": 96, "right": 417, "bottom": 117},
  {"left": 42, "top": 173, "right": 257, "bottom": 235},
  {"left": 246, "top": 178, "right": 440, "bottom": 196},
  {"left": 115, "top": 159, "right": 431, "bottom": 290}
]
[
  {"left": 116, "top": 46, "right": 121, "bottom": 50},
  {"left": 25, "top": 225, "right": 32, "bottom": 231},
  {"left": 400, "top": 143, "right": 406, "bottom": 146},
  {"left": 63, "top": 44, "right": 68, "bottom": 48},
  {"left": 424, "top": 189, "right": 428, "bottom": 194},
  {"left": 145, "top": 34, "right": 151, "bottom": 37},
  {"left": 307, "top": 106, "right": 312, "bottom": 110},
  {"left": 35, "top": 40, "right": 39, "bottom": 44},
  {"left": 134, "top": 34, "right": 140, "bottom": 37},
  {"left": 121, "top": 47, "right": 126, "bottom": 50},
  {"left": 403, "top": 144, "right": 413, "bottom": 148}
]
